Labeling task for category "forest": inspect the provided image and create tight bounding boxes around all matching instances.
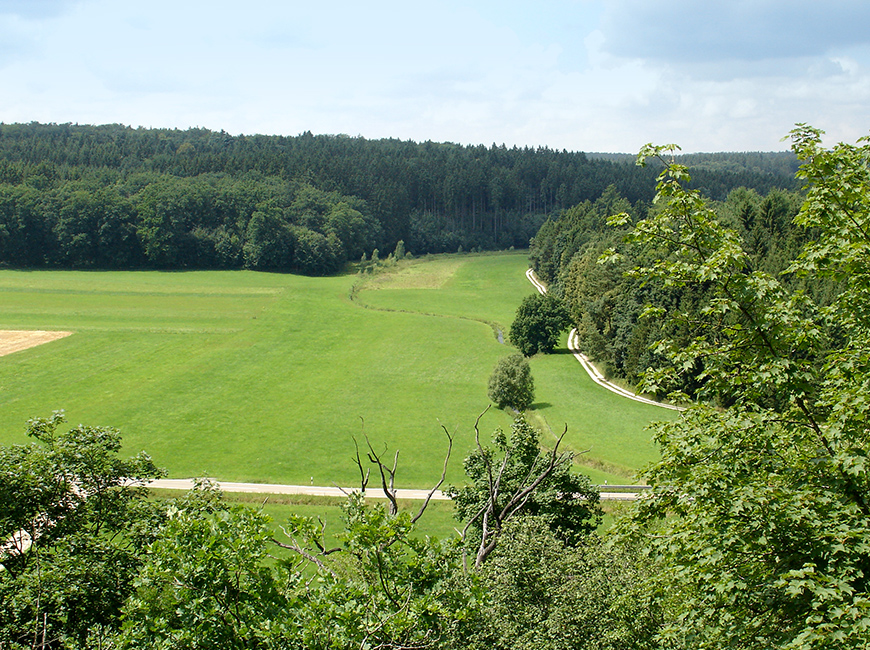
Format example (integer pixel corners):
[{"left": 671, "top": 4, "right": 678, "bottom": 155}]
[
  {"left": 528, "top": 176, "right": 835, "bottom": 398},
  {"left": 0, "top": 122, "right": 799, "bottom": 274}
]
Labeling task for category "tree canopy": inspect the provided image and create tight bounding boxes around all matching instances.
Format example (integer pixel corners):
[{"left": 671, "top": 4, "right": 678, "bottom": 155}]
[
  {"left": 0, "top": 122, "right": 799, "bottom": 274},
  {"left": 0, "top": 412, "right": 163, "bottom": 648},
  {"left": 487, "top": 354, "right": 535, "bottom": 411},
  {"left": 508, "top": 293, "right": 572, "bottom": 356},
  {"left": 614, "top": 126, "right": 870, "bottom": 649},
  {"left": 449, "top": 414, "right": 601, "bottom": 567}
]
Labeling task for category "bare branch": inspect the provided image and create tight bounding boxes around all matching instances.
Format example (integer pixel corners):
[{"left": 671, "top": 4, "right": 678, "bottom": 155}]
[
  {"left": 412, "top": 426, "right": 453, "bottom": 524},
  {"left": 472, "top": 425, "right": 572, "bottom": 568},
  {"left": 353, "top": 420, "right": 371, "bottom": 492},
  {"left": 332, "top": 482, "right": 351, "bottom": 497},
  {"left": 272, "top": 526, "right": 339, "bottom": 579},
  {"left": 366, "top": 436, "right": 399, "bottom": 515}
]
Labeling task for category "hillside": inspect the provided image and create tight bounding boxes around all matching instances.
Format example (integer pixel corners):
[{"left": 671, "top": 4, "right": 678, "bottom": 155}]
[{"left": 0, "top": 122, "right": 799, "bottom": 273}]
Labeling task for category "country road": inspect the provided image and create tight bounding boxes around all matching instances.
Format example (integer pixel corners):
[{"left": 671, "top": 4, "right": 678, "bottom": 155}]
[
  {"left": 525, "top": 268, "right": 684, "bottom": 412},
  {"left": 147, "top": 478, "right": 641, "bottom": 501}
]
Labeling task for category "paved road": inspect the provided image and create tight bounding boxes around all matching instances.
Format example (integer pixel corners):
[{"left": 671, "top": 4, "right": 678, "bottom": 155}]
[{"left": 147, "top": 478, "right": 640, "bottom": 501}]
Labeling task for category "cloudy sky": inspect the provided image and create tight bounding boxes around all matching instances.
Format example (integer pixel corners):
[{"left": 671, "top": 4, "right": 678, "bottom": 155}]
[{"left": 0, "top": 0, "right": 868, "bottom": 152}]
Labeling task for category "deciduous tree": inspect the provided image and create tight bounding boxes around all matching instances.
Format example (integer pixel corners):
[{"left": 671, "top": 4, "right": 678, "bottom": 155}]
[
  {"left": 449, "top": 413, "right": 601, "bottom": 568},
  {"left": 614, "top": 127, "right": 870, "bottom": 649},
  {"left": 463, "top": 517, "right": 661, "bottom": 650},
  {"left": 509, "top": 293, "right": 571, "bottom": 356},
  {"left": 487, "top": 353, "right": 535, "bottom": 411},
  {"left": 0, "top": 412, "right": 163, "bottom": 648}
]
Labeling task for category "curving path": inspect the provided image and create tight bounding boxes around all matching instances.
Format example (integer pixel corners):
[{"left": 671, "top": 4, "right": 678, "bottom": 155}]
[{"left": 525, "top": 268, "right": 684, "bottom": 412}]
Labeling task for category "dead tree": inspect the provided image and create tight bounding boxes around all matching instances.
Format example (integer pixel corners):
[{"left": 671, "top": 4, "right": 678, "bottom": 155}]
[{"left": 453, "top": 407, "right": 588, "bottom": 570}]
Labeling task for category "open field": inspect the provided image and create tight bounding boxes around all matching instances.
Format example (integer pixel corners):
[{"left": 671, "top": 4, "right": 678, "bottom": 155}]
[{"left": 0, "top": 252, "right": 672, "bottom": 487}]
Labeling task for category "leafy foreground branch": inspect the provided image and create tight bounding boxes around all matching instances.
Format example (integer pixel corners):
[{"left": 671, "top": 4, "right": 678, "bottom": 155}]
[
  {"left": 1, "top": 411, "right": 655, "bottom": 650},
  {"left": 611, "top": 126, "right": 870, "bottom": 650}
]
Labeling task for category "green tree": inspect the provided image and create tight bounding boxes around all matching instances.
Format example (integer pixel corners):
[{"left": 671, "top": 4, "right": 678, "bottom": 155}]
[
  {"left": 118, "top": 483, "right": 292, "bottom": 649},
  {"left": 613, "top": 127, "right": 870, "bottom": 649},
  {"left": 509, "top": 293, "right": 572, "bottom": 356},
  {"left": 487, "top": 353, "right": 535, "bottom": 411},
  {"left": 134, "top": 177, "right": 205, "bottom": 268},
  {"left": 119, "top": 438, "right": 476, "bottom": 650},
  {"left": 463, "top": 517, "right": 661, "bottom": 650},
  {"left": 293, "top": 226, "right": 343, "bottom": 275},
  {"left": 449, "top": 414, "right": 601, "bottom": 568},
  {"left": 242, "top": 202, "right": 293, "bottom": 270},
  {"left": 0, "top": 412, "right": 163, "bottom": 648}
]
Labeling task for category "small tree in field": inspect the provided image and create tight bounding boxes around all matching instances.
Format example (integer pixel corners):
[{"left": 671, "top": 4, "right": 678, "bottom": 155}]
[
  {"left": 509, "top": 293, "right": 572, "bottom": 356},
  {"left": 488, "top": 354, "right": 535, "bottom": 411}
]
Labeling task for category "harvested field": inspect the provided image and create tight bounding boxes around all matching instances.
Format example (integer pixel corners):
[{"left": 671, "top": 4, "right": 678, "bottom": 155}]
[{"left": 0, "top": 330, "right": 72, "bottom": 357}]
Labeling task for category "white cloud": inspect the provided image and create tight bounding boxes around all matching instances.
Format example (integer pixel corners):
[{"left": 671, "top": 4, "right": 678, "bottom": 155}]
[
  {"left": 599, "top": 0, "right": 870, "bottom": 64},
  {"left": 0, "top": 0, "right": 866, "bottom": 152}
]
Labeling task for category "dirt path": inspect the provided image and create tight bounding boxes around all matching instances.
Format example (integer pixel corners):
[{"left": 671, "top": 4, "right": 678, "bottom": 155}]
[
  {"left": 0, "top": 330, "right": 73, "bottom": 357},
  {"left": 525, "top": 269, "right": 684, "bottom": 412}
]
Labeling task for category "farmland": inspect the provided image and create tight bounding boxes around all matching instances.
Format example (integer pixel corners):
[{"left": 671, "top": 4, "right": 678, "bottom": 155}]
[{"left": 0, "top": 251, "right": 670, "bottom": 487}]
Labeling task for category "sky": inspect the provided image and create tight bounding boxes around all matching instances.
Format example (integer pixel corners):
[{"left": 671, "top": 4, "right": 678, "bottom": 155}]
[{"left": 0, "top": 0, "right": 868, "bottom": 153}]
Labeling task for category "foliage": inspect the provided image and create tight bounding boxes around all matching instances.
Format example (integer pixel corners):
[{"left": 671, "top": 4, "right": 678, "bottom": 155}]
[
  {"left": 119, "top": 461, "right": 478, "bottom": 649},
  {"left": 528, "top": 175, "right": 818, "bottom": 390},
  {"left": 242, "top": 202, "right": 294, "bottom": 270},
  {"left": 508, "top": 293, "right": 572, "bottom": 356},
  {"left": 290, "top": 493, "right": 477, "bottom": 649},
  {"left": 1, "top": 406, "right": 654, "bottom": 650},
  {"left": 449, "top": 414, "right": 601, "bottom": 567},
  {"left": 118, "top": 483, "right": 289, "bottom": 649},
  {"left": 0, "top": 415, "right": 482, "bottom": 649},
  {"left": 487, "top": 354, "right": 535, "bottom": 411},
  {"left": 0, "top": 122, "right": 801, "bottom": 273},
  {"left": 0, "top": 411, "right": 164, "bottom": 648},
  {"left": 462, "top": 517, "right": 661, "bottom": 650},
  {"left": 615, "top": 127, "right": 870, "bottom": 649}
]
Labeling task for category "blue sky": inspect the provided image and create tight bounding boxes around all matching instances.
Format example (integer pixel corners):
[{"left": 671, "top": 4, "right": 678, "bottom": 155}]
[{"left": 0, "top": 0, "right": 868, "bottom": 152}]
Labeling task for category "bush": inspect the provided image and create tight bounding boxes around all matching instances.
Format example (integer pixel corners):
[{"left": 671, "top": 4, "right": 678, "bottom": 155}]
[{"left": 487, "top": 354, "right": 534, "bottom": 411}]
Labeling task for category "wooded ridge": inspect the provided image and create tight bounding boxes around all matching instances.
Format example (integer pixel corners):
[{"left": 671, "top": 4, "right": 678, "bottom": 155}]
[{"left": 0, "top": 122, "right": 798, "bottom": 273}]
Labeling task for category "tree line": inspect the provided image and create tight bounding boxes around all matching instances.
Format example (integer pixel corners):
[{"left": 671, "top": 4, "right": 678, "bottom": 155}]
[
  {"left": 0, "top": 122, "right": 799, "bottom": 273},
  {"left": 528, "top": 178, "right": 839, "bottom": 398}
]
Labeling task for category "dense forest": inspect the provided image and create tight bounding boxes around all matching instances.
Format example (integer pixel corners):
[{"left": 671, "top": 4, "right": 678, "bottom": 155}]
[
  {"left": 528, "top": 178, "right": 837, "bottom": 399},
  {"left": 0, "top": 122, "right": 799, "bottom": 273}
]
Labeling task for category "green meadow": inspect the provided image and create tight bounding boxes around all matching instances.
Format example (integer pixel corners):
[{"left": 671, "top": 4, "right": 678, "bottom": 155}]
[{"left": 0, "top": 251, "right": 672, "bottom": 488}]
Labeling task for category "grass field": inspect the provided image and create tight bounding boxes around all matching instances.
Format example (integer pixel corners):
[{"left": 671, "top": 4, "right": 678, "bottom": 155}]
[
  {"left": 148, "top": 490, "right": 625, "bottom": 548},
  {"left": 0, "top": 251, "right": 673, "bottom": 488}
]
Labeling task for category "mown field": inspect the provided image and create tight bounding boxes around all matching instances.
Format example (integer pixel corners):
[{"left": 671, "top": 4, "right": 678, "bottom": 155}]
[{"left": 0, "top": 251, "right": 672, "bottom": 489}]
